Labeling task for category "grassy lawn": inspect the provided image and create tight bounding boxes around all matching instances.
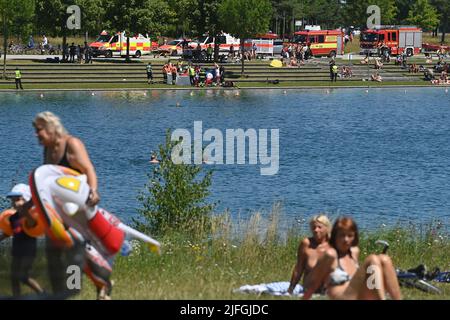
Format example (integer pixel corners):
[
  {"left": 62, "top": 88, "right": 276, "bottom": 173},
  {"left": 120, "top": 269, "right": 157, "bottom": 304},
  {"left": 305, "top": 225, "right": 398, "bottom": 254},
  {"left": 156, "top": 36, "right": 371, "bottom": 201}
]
[
  {"left": 0, "top": 80, "right": 442, "bottom": 91},
  {"left": 0, "top": 210, "right": 448, "bottom": 300}
]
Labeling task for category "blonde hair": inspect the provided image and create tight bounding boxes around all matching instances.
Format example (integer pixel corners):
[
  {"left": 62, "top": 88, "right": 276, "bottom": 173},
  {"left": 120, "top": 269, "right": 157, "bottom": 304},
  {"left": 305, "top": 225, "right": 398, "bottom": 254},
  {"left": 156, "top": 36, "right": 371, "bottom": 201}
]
[
  {"left": 33, "top": 111, "right": 68, "bottom": 137},
  {"left": 309, "top": 214, "right": 331, "bottom": 239}
]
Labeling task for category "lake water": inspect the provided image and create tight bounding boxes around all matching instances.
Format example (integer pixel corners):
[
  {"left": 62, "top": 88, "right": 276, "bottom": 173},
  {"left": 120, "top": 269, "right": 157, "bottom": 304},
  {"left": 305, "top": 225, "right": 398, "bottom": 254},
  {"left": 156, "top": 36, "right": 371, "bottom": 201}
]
[{"left": 1, "top": 88, "right": 449, "bottom": 231}]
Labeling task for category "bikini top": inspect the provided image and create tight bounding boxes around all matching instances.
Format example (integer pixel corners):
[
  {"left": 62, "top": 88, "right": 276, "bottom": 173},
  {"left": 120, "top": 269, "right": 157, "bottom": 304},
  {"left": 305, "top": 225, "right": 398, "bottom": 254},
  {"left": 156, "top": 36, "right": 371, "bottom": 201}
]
[{"left": 329, "top": 252, "right": 359, "bottom": 286}]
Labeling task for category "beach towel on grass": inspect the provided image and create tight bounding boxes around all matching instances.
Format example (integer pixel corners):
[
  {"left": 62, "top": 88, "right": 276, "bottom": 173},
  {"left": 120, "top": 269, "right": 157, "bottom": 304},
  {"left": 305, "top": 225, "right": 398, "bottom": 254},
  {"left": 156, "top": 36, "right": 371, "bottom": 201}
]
[{"left": 234, "top": 281, "right": 303, "bottom": 297}]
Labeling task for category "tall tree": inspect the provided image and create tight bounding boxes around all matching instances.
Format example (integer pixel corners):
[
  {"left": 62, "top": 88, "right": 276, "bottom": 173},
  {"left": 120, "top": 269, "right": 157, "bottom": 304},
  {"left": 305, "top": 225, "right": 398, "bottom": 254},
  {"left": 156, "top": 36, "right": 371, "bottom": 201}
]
[
  {"left": 430, "top": 0, "right": 449, "bottom": 42},
  {"left": 35, "top": 0, "right": 69, "bottom": 37},
  {"left": 406, "top": 0, "right": 439, "bottom": 31},
  {"left": 104, "top": 0, "right": 176, "bottom": 37},
  {"left": 167, "top": 0, "right": 200, "bottom": 37},
  {"left": 1, "top": 0, "right": 35, "bottom": 78},
  {"left": 9, "top": 0, "right": 35, "bottom": 42},
  {"left": 74, "top": 0, "right": 106, "bottom": 39},
  {"left": 395, "top": 0, "right": 415, "bottom": 24},
  {"left": 219, "top": 0, "right": 272, "bottom": 74}
]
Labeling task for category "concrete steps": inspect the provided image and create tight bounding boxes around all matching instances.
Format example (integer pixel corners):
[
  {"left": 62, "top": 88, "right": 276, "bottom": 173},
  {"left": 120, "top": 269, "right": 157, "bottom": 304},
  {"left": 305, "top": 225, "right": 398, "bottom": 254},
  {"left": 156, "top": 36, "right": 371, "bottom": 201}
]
[{"left": 0, "top": 60, "right": 428, "bottom": 86}]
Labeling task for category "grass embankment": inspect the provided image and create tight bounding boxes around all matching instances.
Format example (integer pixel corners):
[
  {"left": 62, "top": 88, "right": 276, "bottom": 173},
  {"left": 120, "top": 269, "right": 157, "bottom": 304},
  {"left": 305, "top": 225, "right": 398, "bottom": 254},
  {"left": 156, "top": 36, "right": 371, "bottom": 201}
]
[
  {"left": 0, "top": 81, "right": 443, "bottom": 91},
  {"left": 1, "top": 209, "right": 448, "bottom": 300}
]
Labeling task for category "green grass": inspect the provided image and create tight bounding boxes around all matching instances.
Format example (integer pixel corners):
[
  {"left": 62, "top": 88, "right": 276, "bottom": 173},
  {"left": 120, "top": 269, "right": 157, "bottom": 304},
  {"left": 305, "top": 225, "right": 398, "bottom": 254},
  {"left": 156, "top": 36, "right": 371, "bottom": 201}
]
[
  {"left": 79, "top": 210, "right": 450, "bottom": 300},
  {"left": 0, "top": 80, "right": 442, "bottom": 91},
  {"left": 1, "top": 208, "right": 448, "bottom": 300}
]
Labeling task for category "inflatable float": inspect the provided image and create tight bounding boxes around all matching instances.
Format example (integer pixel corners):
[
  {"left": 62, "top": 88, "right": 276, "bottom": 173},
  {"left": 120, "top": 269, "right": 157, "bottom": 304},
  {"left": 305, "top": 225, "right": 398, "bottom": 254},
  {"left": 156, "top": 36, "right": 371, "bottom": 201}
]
[{"left": 26, "top": 164, "right": 161, "bottom": 298}]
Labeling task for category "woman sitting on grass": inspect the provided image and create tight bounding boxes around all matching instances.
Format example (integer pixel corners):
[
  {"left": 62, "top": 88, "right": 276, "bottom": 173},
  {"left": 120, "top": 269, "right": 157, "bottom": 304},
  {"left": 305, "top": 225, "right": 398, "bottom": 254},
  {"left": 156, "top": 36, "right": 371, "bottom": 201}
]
[
  {"left": 303, "top": 217, "right": 402, "bottom": 300},
  {"left": 360, "top": 55, "right": 369, "bottom": 64},
  {"left": 287, "top": 214, "right": 331, "bottom": 295},
  {"left": 375, "top": 58, "right": 383, "bottom": 70},
  {"left": 371, "top": 72, "right": 383, "bottom": 82}
]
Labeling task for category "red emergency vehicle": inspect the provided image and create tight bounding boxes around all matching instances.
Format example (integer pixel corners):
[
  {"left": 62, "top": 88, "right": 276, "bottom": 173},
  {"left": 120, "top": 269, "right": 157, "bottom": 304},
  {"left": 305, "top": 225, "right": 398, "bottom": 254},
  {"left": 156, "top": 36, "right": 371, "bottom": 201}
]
[
  {"left": 293, "top": 30, "right": 344, "bottom": 57},
  {"left": 360, "top": 26, "right": 422, "bottom": 56}
]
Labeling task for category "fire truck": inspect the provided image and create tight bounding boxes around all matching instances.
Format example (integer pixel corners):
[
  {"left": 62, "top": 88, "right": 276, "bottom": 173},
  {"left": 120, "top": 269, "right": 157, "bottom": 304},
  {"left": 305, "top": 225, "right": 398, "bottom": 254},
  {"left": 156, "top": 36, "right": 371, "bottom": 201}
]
[
  {"left": 293, "top": 29, "right": 344, "bottom": 57},
  {"left": 89, "top": 31, "right": 158, "bottom": 58},
  {"left": 360, "top": 26, "right": 422, "bottom": 57}
]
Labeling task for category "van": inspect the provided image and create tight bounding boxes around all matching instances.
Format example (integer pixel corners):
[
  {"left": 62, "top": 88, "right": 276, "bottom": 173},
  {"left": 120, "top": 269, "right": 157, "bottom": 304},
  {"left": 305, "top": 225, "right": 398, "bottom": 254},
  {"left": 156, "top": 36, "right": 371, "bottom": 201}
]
[{"left": 190, "top": 33, "right": 240, "bottom": 53}]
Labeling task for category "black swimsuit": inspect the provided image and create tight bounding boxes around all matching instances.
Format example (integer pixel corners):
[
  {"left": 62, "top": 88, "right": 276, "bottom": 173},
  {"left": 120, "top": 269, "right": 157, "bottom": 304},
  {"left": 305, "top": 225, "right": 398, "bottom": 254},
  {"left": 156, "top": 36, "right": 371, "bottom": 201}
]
[{"left": 44, "top": 139, "right": 74, "bottom": 170}]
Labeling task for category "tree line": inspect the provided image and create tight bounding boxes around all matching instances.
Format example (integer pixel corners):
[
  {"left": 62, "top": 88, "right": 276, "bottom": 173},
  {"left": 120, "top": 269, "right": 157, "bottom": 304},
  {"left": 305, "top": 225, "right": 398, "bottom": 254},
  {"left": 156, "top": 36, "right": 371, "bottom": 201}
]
[{"left": 1, "top": 0, "right": 448, "bottom": 43}]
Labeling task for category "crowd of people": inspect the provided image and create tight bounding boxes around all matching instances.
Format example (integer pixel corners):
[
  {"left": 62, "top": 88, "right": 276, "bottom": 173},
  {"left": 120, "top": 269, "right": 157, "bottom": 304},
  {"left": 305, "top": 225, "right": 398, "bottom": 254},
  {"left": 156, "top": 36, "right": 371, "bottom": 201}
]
[{"left": 161, "top": 61, "right": 227, "bottom": 87}]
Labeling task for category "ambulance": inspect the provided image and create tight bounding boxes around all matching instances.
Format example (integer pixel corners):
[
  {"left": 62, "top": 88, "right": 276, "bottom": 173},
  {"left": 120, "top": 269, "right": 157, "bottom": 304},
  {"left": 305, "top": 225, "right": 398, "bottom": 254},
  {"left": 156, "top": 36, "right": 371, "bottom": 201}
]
[
  {"left": 190, "top": 33, "right": 240, "bottom": 53},
  {"left": 89, "top": 31, "right": 157, "bottom": 58}
]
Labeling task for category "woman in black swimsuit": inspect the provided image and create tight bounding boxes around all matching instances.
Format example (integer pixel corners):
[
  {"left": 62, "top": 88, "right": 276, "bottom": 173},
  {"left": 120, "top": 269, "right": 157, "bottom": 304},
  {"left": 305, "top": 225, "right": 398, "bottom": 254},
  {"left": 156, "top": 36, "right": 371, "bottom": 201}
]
[
  {"left": 32, "top": 111, "right": 101, "bottom": 296},
  {"left": 33, "top": 111, "right": 100, "bottom": 205}
]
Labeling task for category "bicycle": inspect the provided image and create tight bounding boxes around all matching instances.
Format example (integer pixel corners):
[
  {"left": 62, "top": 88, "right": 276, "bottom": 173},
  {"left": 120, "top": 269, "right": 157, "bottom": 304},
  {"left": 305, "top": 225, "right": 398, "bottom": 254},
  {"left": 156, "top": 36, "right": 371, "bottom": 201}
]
[{"left": 375, "top": 240, "right": 443, "bottom": 295}]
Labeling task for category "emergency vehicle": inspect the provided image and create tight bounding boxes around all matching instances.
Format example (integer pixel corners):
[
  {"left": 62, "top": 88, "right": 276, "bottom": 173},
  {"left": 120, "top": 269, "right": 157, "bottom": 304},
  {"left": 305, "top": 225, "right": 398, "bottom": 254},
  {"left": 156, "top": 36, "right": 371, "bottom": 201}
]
[
  {"left": 293, "top": 29, "right": 344, "bottom": 57},
  {"left": 360, "top": 26, "right": 422, "bottom": 56},
  {"left": 190, "top": 33, "right": 240, "bottom": 53},
  {"left": 243, "top": 32, "right": 280, "bottom": 56},
  {"left": 89, "top": 31, "right": 157, "bottom": 58},
  {"left": 157, "top": 39, "right": 192, "bottom": 56}
]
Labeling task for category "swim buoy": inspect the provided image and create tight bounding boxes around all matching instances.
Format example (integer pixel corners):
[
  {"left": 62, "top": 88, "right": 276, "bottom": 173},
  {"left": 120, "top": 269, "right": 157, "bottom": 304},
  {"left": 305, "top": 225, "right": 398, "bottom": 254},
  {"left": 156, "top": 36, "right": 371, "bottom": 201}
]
[
  {"left": 0, "top": 209, "right": 14, "bottom": 236},
  {"left": 22, "top": 206, "right": 46, "bottom": 238}
]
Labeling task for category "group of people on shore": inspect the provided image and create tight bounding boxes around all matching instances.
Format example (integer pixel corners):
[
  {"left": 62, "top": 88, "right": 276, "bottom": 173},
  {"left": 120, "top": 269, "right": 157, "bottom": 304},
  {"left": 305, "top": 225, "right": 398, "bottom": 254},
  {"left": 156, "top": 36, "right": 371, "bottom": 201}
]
[
  {"left": 288, "top": 214, "right": 402, "bottom": 300},
  {"left": 62, "top": 42, "right": 93, "bottom": 64},
  {"left": 281, "top": 43, "right": 312, "bottom": 68},
  {"left": 160, "top": 61, "right": 226, "bottom": 87}
]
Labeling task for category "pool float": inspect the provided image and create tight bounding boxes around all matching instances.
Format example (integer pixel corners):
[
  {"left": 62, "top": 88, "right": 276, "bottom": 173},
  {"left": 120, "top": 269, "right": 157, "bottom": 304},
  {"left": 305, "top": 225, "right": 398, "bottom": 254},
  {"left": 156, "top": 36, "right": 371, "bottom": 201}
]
[{"left": 27, "top": 164, "right": 160, "bottom": 298}]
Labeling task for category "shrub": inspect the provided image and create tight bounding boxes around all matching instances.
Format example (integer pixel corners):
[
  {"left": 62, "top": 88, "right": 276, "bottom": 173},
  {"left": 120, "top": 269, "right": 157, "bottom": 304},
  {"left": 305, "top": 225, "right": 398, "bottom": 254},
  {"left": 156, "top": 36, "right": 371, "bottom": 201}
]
[{"left": 134, "top": 129, "right": 216, "bottom": 238}]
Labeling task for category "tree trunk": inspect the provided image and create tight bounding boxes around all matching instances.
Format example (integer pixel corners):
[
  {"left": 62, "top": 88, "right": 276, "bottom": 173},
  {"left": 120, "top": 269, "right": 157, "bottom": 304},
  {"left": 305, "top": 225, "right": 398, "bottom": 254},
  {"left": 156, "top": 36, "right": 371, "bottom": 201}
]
[
  {"left": 2, "top": 10, "right": 7, "bottom": 79},
  {"left": 126, "top": 34, "right": 130, "bottom": 62},
  {"left": 62, "top": 30, "right": 67, "bottom": 61},
  {"left": 441, "top": 16, "right": 447, "bottom": 43},
  {"left": 214, "top": 41, "right": 219, "bottom": 63},
  {"left": 240, "top": 39, "right": 245, "bottom": 75}
]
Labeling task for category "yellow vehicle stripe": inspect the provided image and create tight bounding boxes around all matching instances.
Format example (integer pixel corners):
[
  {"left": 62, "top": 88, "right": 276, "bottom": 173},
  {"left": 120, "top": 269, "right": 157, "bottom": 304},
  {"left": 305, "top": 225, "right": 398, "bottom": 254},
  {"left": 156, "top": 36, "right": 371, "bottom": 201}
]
[{"left": 310, "top": 43, "right": 337, "bottom": 49}]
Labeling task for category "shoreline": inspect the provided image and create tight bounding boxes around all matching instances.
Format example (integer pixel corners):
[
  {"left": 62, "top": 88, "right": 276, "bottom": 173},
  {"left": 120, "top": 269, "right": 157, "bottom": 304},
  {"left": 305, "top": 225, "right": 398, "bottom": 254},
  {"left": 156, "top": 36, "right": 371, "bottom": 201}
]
[{"left": 0, "top": 83, "right": 449, "bottom": 93}]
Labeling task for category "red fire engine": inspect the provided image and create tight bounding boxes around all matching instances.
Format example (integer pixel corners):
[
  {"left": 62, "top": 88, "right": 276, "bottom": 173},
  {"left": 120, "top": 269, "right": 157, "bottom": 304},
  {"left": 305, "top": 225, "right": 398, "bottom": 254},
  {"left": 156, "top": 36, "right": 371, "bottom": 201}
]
[
  {"left": 293, "top": 30, "right": 344, "bottom": 57},
  {"left": 360, "top": 26, "right": 422, "bottom": 57}
]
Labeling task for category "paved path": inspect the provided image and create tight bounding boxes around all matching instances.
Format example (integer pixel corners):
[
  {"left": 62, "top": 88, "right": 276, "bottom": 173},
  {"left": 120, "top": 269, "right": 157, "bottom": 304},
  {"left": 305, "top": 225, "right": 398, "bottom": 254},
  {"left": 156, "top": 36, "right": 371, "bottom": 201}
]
[{"left": 1, "top": 54, "right": 175, "bottom": 62}]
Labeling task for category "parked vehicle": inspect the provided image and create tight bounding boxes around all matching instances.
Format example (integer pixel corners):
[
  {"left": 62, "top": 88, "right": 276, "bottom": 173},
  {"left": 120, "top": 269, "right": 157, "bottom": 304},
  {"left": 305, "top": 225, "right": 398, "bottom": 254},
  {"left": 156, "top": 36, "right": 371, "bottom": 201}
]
[
  {"left": 89, "top": 30, "right": 157, "bottom": 58},
  {"left": 360, "top": 26, "right": 422, "bottom": 57},
  {"left": 190, "top": 33, "right": 240, "bottom": 54},
  {"left": 156, "top": 39, "right": 191, "bottom": 56},
  {"left": 293, "top": 29, "right": 344, "bottom": 57}
]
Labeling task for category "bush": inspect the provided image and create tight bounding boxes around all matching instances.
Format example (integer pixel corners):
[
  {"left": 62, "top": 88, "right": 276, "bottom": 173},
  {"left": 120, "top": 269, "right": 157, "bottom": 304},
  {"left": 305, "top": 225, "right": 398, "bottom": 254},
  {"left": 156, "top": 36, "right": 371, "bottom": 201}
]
[{"left": 134, "top": 129, "right": 216, "bottom": 238}]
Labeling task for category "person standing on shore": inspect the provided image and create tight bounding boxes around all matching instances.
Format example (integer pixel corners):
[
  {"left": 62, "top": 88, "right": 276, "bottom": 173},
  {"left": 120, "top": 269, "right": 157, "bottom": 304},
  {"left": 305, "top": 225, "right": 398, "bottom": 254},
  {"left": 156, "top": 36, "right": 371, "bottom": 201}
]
[
  {"left": 0, "top": 184, "right": 45, "bottom": 297},
  {"left": 15, "top": 67, "right": 24, "bottom": 90},
  {"left": 146, "top": 62, "right": 153, "bottom": 84},
  {"left": 32, "top": 111, "right": 100, "bottom": 294}
]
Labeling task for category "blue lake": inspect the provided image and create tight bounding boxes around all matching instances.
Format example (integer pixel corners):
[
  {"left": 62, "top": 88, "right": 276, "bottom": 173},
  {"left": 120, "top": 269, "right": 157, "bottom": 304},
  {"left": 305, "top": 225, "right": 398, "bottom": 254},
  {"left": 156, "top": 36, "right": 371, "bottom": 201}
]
[{"left": 1, "top": 88, "right": 449, "bottom": 231}]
